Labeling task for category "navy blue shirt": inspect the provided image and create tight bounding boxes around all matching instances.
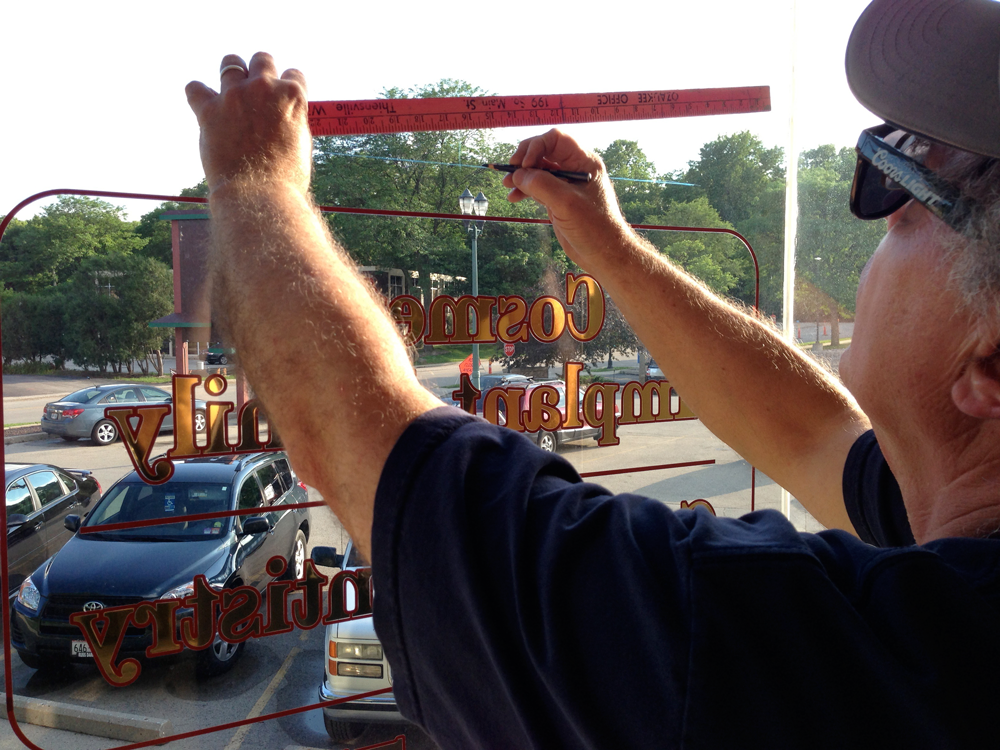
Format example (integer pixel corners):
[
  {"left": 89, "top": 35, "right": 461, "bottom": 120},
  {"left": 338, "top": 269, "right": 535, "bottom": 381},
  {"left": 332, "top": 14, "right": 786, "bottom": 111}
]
[{"left": 372, "top": 410, "right": 1000, "bottom": 749}]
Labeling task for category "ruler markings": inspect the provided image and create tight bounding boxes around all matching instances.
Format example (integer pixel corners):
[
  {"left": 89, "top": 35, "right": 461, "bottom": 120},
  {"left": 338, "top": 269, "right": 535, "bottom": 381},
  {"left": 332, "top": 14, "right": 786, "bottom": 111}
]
[{"left": 308, "top": 86, "right": 770, "bottom": 136}]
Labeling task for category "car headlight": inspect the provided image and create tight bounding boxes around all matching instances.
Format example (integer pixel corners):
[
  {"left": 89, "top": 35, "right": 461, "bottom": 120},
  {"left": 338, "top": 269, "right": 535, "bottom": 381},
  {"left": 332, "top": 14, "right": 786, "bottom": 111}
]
[
  {"left": 338, "top": 642, "right": 383, "bottom": 660},
  {"left": 17, "top": 577, "right": 40, "bottom": 612},
  {"left": 162, "top": 580, "right": 222, "bottom": 600},
  {"left": 337, "top": 662, "right": 383, "bottom": 678},
  {"left": 162, "top": 581, "right": 195, "bottom": 600}
]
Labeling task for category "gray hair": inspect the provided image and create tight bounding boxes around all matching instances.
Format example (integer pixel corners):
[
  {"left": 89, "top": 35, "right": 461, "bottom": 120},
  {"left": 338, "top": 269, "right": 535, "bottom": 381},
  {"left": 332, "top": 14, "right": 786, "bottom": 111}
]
[{"left": 934, "top": 147, "right": 1000, "bottom": 323}]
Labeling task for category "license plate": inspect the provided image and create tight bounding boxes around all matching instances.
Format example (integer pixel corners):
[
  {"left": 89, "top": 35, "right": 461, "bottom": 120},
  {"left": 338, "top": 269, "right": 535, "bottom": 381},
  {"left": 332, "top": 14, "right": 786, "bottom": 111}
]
[{"left": 71, "top": 640, "right": 93, "bottom": 658}]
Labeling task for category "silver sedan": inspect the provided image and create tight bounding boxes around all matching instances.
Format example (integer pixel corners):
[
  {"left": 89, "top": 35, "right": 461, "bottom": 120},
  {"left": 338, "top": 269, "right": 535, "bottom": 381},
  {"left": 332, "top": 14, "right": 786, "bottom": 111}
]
[{"left": 40, "top": 384, "right": 207, "bottom": 446}]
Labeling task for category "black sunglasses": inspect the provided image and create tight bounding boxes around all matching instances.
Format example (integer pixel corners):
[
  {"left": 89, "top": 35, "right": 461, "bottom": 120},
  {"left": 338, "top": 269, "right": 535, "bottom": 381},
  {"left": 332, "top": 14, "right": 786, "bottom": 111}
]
[{"left": 850, "top": 124, "right": 971, "bottom": 232}]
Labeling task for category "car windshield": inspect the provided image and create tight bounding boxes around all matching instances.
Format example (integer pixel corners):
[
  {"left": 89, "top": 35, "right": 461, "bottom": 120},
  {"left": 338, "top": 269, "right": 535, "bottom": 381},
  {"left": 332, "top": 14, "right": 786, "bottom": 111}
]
[
  {"left": 61, "top": 388, "right": 103, "bottom": 404},
  {"left": 83, "top": 481, "right": 233, "bottom": 540}
]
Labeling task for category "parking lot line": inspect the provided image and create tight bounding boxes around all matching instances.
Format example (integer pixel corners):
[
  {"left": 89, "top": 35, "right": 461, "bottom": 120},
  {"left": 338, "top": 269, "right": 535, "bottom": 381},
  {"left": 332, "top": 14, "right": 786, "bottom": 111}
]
[{"left": 222, "top": 646, "right": 301, "bottom": 750}]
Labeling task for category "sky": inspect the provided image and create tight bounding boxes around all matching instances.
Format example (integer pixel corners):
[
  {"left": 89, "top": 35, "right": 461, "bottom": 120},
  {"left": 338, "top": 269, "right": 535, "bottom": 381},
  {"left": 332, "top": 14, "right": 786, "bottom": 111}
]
[{"left": 1, "top": 0, "right": 878, "bottom": 222}]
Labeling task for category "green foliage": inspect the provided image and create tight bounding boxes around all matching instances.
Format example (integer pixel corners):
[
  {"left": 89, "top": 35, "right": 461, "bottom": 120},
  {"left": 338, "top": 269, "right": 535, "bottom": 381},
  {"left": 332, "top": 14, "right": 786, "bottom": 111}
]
[
  {"left": 1, "top": 197, "right": 147, "bottom": 293},
  {"left": 62, "top": 254, "right": 173, "bottom": 373},
  {"left": 796, "top": 145, "right": 884, "bottom": 316},
  {"left": 684, "top": 132, "right": 786, "bottom": 313},
  {"left": 134, "top": 180, "right": 209, "bottom": 265},
  {"left": 643, "top": 197, "right": 749, "bottom": 296},
  {"left": 311, "top": 79, "right": 556, "bottom": 302}
]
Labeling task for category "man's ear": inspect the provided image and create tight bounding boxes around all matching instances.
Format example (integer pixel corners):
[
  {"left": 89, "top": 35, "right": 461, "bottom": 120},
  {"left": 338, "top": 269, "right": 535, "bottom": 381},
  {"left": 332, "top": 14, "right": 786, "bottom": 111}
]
[{"left": 952, "top": 345, "right": 1000, "bottom": 419}]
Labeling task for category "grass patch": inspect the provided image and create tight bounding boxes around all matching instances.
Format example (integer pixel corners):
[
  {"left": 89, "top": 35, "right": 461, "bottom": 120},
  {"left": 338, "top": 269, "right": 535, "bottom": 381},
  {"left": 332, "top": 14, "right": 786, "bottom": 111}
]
[
  {"left": 416, "top": 344, "right": 505, "bottom": 365},
  {"left": 3, "top": 422, "right": 35, "bottom": 428}
]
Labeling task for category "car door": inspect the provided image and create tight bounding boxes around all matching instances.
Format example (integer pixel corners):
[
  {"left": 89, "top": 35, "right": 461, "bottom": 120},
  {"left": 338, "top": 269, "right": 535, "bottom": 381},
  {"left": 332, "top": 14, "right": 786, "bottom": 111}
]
[
  {"left": 254, "top": 461, "right": 295, "bottom": 557},
  {"left": 5, "top": 477, "right": 44, "bottom": 595},
  {"left": 25, "top": 470, "right": 86, "bottom": 561},
  {"left": 234, "top": 476, "right": 283, "bottom": 590}
]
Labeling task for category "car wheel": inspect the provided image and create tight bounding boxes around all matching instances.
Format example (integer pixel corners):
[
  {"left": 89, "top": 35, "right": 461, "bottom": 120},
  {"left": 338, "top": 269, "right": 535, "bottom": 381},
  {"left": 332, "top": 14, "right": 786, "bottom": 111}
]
[
  {"left": 324, "top": 716, "right": 367, "bottom": 743},
  {"left": 282, "top": 530, "right": 307, "bottom": 580},
  {"left": 194, "top": 410, "right": 207, "bottom": 434},
  {"left": 537, "top": 432, "right": 558, "bottom": 452},
  {"left": 91, "top": 419, "right": 118, "bottom": 446},
  {"left": 196, "top": 631, "right": 245, "bottom": 679},
  {"left": 17, "top": 650, "right": 70, "bottom": 672},
  {"left": 219, "top": 355, "right": 228, "bottom": 365},
  {"left": 60, "top": 436, "right": 80, "bottom": 442}
]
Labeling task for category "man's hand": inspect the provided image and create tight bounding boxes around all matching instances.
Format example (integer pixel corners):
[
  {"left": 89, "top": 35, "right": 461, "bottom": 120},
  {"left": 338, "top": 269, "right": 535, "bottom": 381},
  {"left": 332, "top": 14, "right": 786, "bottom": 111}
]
[
  {"left": 185, "top": 52, "right": 311, "bottom": 195},
  {"left": 505, "top": 129, "right": 633, "bottom": 270}
]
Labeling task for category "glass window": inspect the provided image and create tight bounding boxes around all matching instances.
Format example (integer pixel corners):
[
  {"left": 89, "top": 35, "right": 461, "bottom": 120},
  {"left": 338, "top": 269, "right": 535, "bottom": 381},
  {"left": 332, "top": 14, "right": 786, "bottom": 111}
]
[
  {"left": 6, "top": 479, "right": 35, "bottom": 516},
  {"left": 346, "top": 543, "right": 365, "bottom": 569},
  {"left": 273, "top": 459, "right": 294, "bottom": 494},
  {"left": 61, "top": 388, "right": 102, "bottom": 404},
  {"left": 140, "top": 387, "right": 169, "bottom": 401},
  {"left": 56, "top": 471, "right": 78, "bottom": 494},
  {"left": 237, "top": 478, "right": 263, "bottom": 510},
  {"left": 256, "top": 463, "right": 282, "bottom": 504},
  {"left": 27, "top": 471, "right": 64, "bottom": 507}
]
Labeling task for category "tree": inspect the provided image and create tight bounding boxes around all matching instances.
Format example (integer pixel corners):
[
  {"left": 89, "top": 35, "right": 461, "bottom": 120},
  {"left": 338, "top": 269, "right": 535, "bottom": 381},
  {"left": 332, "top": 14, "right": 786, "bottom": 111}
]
[
  {"left": 134, "top": 181, "right": 209, "bottom": 265},
  {"left": 311, "top": 80, "right": 557, "bottom": 304},
  {"left": 642, "top": 197, "right": 750, "bottom": 297},
  {"left": 62, "top": 254, "right": 173, "bottom": 374},
  {"left": 0, "top": 197, "right": 146, "bottom": 293},
  {"left": 580, "top": 295, "right": 639, "bottom": 369},
  {"left": 796, "top": 145, "right": 885, "bottom": 344},
  {"left": 684, "top": 132, "right": 786, "bottom": 314}
]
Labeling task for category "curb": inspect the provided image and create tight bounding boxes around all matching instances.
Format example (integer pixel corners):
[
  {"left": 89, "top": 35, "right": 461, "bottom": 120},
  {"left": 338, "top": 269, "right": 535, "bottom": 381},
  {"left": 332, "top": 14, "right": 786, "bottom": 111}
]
[
  {"left": 1, "top": 692, "right": 172, "bottom": 742},
  {"left": 4, "top": 433, "right": 49, "bottom": 446}
]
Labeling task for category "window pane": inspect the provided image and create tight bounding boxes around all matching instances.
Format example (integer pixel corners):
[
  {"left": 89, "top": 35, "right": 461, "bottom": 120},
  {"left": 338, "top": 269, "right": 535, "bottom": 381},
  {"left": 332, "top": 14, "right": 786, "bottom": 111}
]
[
  {"left": 6, "top": 479, "right": 34, "bottom": 516},
  {"left": 237, "top": 479, "right": 263, "bottom": 510},
  {"left": 27, "top": 471, "right": 63, "bottom": 507}
]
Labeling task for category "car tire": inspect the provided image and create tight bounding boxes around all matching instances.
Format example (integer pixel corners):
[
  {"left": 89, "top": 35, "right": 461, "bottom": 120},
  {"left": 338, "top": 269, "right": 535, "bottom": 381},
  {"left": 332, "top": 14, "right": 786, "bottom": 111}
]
[
  {"left": 16, "top": 650, "right": 70, "bottom": 672},
  {"left": 91, "top": 419, "right": 118, "bottom": 446},
  {"left": 324, "top": 716, "right": 367, "bottom": 743},
  {"left": 60, "top": 436, "right": 80, "bottom": 442},
  {"left": 196, "top": 631, "right": 245, "bottom": 679},
  {"left": 194, "top": 410, "right": 207, "bottom": 434},
  {"left": 537, "top": 432, "right": 558, "bottom": 452},
  {"left": 219, "top": 355, "right": 228, "bottom": 365},
  {"left": 283, "top": 530, "right": 307, "bottom": 580}
]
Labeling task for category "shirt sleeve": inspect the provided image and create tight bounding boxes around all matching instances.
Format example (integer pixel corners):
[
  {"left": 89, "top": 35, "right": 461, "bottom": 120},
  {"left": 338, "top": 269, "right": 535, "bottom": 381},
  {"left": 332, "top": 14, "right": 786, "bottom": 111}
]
[{"left": 842, "top": 429, "right": 914, "bottom": 547}]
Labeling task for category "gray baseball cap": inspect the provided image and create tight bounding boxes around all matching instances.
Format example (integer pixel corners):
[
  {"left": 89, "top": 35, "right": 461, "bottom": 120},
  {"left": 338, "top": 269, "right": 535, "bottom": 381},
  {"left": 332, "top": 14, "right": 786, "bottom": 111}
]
[{"left": 846, "top": 0, "right": 1000, "bottom": 158}]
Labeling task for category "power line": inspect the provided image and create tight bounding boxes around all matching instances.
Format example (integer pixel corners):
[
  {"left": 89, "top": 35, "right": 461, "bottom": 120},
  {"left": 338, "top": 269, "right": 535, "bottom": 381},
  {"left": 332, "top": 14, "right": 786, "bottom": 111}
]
[{"left": 322, "top": 151, "right": 696, "bottom": 187}]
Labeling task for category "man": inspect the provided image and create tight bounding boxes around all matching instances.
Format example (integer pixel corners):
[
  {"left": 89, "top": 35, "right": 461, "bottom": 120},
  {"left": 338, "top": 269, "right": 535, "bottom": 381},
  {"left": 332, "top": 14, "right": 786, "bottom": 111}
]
[{"left": 185, "top": 0, "right": 1000, "bottom": 746}]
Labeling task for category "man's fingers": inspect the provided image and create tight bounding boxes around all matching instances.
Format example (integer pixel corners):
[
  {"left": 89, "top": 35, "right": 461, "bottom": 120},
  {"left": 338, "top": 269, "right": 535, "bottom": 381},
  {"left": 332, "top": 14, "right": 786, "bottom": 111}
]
[
  {"left": 281, "top": 68, "right": 308, "bottom": 96},
  {"left": 510, "top": 168, "right": 580, "bottom": 208},
  {"left": 185, "top": 80, "right": 217, "bottom": 115},
  {"left": 248, "top": 52, "right": 278, "bottom": 80},
  {"left": 512, "top": 129, "right": 603, "bottom": 174},
  {"left": 219, "top": 54, "right": 248, "bottom": 92}
]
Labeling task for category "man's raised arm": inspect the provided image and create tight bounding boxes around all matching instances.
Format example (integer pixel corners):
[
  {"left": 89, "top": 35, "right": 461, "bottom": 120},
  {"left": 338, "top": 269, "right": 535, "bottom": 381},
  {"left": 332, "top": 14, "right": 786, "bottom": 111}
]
[
  {"left": 185, "top": 53, "right": 440, "bottom": 558},
  {"left": 505, "top": 129, "right": 871, "bottom": 533}
]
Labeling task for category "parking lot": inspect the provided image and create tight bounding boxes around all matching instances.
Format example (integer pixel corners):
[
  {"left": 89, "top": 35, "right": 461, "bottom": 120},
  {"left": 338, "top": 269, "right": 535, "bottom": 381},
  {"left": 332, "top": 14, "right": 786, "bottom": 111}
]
[{"left": 2, "top": 370, "right": 815, "bottom": 749}]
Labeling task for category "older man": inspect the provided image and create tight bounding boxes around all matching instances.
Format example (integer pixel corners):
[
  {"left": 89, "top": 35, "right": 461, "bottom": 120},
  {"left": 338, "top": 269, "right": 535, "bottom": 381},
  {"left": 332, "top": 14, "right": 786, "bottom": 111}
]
[{"left": 186, "top": 0, "right": 1000, "bottom": 746}]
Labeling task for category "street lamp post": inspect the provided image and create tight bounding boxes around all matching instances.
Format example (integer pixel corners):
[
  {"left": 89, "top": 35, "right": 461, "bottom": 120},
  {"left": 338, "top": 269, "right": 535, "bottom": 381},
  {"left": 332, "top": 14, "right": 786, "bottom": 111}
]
[
  {"left": 459, "top": 188, "right": 489, "bottom": 389},
  {"left": 813, "top": 256, "right": 823, "bottom": 352}
]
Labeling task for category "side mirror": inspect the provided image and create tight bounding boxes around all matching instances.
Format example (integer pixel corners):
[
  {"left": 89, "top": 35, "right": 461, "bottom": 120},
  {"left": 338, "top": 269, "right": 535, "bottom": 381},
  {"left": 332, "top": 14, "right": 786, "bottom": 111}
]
[
  {"left": 241, "top": 516, "right": 270, "bottom": 535},
  {"left": 311, "top": 546, "right": 343, "bottom": 569},
  {"left": 64, "top": 515, "right": 81, "bottom": 533},
  {"left": 7, "top": 514, "right": 27, "bottom": 529}
]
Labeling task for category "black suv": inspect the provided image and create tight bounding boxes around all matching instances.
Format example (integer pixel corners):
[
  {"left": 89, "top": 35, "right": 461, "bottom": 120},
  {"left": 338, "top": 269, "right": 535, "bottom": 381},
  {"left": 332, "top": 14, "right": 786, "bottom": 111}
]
[{"left": 10, "top": 452, "right": 310, "bottom": 677}]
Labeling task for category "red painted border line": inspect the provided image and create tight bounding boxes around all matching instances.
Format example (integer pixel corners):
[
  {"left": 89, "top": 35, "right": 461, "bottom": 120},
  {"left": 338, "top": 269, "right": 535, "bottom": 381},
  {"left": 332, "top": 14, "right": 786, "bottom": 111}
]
[
  {"left": 78, "top": 501, "right": 326, "bottom": 534},
  {"left": 579, "top": 458, "right": 716, "bottom": 479}
]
